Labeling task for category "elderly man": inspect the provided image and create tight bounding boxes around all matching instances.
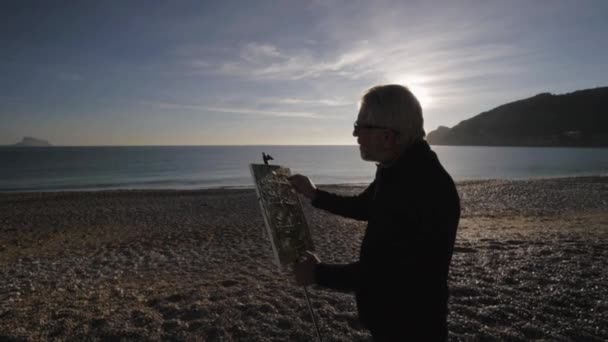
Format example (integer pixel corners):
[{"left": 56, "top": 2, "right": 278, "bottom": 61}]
[{"left": 289, "top": 84, "right": 460, "bottom": 341}]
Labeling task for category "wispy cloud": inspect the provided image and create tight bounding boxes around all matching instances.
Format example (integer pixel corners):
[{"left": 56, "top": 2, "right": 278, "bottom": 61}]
[
  {"left": 185, "top": 28, "right": 522, "bottom": 93},
  {"left": 140, "top": 100, "right": 324, "bottom": 118},
  {"left": 169, "top": 2, "right": 532, "bottom": 119},
  {"left": 183, "top": 41, "right": 374, "bottom": 81},
  {"left": 258, "top": 96, "right": 352, "bottom": 107},
  {"left": 153, "top": 2, "right": 563, "bottom": 135},
  {"left": 204, "top": 106, "right": 321, "bottom": 118}
]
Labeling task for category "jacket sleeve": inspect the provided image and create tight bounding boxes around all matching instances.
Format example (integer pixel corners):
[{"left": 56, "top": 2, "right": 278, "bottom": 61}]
[
  {"left": 314, "top": 262, "right": 359, "bottom": 292},
  {"left": 311, "top": 182, "right": 375, "bottom": 221}
]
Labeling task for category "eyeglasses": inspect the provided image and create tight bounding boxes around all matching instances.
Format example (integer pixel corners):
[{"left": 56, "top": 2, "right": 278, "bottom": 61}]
[{"left": 353, "top": 121, "right": 398, "bottom": 136}]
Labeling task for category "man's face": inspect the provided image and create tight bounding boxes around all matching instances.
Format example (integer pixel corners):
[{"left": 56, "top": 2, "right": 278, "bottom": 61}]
[
  {"left": 355, "top": 127, "right": 385, "bottom": 162},
  {"left": 354, "top": 108, "right": 391, "bottom": 162}
]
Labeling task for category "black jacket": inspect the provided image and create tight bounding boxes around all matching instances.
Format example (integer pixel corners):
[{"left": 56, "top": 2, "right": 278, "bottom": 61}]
[{"left": 312, "top": 140, "right": 460, "bottom": 339}]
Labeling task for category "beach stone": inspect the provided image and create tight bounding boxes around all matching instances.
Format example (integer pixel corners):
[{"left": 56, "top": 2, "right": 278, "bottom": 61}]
[
  {"left": 220, "top": 279, "right": 238, "bottom": 287},
  {"left": 90, "top": 318, "right": 107, "bottom": 329},
  {"left": 162, "top": 319, "right": 188, "bottom": 331},
  {"left": 165, "top": 293, "right": 187, "bottom": 303},
  {"left": 181, "top": 305, "right": 207, "bottom": 321},
  {"left": 131, "top": 310, "right": 156, "bottom": 327},
  {"left": 203, "top": 326, "right": 228, "bottom": 340}
]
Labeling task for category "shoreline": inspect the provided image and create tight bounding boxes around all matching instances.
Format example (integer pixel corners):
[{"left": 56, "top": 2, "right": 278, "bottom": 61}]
[{"left": 1, "top": 174, "right": 607, "bottom": 194}]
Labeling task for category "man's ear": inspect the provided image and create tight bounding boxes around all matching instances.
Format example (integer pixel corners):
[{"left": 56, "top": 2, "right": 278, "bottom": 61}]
[{"left": 382, "top": 130, "right": 398, "bottom": 149}]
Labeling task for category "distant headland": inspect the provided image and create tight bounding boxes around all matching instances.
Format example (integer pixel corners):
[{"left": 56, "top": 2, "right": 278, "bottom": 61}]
[
  {"left": 11, "top": 137, "right": 53, "bottom": 147},
  {"left": 427, "top": 87, "right": 608, "bottom": 147}
]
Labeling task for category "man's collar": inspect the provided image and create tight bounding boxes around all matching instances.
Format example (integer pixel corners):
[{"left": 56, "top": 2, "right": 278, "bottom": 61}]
[{"left": 378, "top": 139, "right": 428, "bottom": 169}]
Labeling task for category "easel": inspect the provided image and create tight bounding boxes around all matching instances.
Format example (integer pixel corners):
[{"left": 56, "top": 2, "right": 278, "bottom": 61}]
[{"left": 302, "top": 273, "right": 323, "bottom": 342}]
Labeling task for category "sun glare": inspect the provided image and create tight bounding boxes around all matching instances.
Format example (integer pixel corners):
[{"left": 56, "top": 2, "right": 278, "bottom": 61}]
[
  {"left": 389, "top": 76, "right": 434, "bottom": 109},
  {"left": 407, "top": 84, "right": 433, "bottom": 109}
]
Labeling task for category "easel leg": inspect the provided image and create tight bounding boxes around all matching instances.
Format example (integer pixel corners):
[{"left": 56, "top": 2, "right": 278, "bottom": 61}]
[{"left": 303, "top": 286, "right": 322, "bottom": 342}]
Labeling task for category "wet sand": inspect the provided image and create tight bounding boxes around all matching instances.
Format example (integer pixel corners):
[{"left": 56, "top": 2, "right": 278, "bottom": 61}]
[{"left": 1, "top": 177, "right": 607, "bottom": 341}]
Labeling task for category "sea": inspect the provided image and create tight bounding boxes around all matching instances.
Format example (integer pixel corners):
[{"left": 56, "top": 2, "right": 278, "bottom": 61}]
[{"left": 1, "top": 145, "right": 607, "bottom": 192}]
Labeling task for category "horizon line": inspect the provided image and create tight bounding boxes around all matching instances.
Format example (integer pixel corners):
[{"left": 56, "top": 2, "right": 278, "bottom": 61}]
[{"left": 0, "top": 144, "right": 360, "bottom": 147}]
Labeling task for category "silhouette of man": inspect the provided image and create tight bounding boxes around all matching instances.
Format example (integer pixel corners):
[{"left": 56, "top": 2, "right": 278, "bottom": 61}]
[{"left": 289, "top": 85, "right": 460, "bottom": 341}]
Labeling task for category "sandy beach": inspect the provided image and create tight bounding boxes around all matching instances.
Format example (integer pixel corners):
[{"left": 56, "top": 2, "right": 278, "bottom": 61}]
[{"left": 1, "top": 177, "right": 607, "bottom": 341}]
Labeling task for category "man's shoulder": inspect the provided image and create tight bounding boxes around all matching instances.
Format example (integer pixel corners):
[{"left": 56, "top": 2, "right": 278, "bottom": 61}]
[{"left": 395, "top": 157, "right": 456, "bottom": 194}]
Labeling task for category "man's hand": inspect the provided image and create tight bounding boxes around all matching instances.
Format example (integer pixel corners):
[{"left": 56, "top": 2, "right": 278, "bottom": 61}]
[
  {"left": 288, "top": 174, "right": 317, "bottom": 201},
  {"left": 294, "top": 251, "right": 321, "bottom": 286}
]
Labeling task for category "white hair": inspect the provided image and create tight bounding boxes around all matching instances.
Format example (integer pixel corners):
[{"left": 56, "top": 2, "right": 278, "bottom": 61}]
[{"left": 358, "top": 84, "right": 425, "bottom": 146}]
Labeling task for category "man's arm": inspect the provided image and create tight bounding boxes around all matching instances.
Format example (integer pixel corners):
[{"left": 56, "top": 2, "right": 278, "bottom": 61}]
[
  {"left": 311, "top": 182, "right": 376, "bottom": 221},
  {"left": 289, "top": 174, "right": 375, "bottom": 221},
  {"left": 294, "top": 253, "right": 359, "bottom": 292}
]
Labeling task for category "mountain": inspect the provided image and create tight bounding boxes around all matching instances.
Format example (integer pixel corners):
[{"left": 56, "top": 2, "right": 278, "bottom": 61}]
[
  {"left": 12, "top": 137, "right": 53, "bottom": 147},
  {"left": 427, "top": 87, "right": 608, "bottom": 147}
]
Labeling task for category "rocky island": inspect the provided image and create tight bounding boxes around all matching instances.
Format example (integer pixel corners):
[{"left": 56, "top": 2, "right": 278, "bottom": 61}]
[{"left": 12, "top": 137, "right": 53, "bottom": 147}]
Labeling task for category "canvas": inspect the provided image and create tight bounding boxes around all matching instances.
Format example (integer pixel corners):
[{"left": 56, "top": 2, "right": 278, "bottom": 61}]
[{"left": 250, "top": 164, "right": 315, "bottom": 269}]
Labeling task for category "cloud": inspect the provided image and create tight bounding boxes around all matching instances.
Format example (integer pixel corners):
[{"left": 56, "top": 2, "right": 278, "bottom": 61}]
[
  {"left": 185, "top": 27, "right": 522, "bottom": 94},
  {"left": 171, "top": 1, "right": 533, "bottom": 105},
  {"left": 260, "top": 96, "right": 352, "bottom": 107},
  {"left": 241, "top": 42, "right": 285, "bottom": 61},
  {"left": 204, "top": 106, "right": 321, "bottom": 118},
  {"left": 177, "top": 39, "right": 375, "bottom": 81},
  {"left": 168, "top": 0, "right": 588, "bottom": 131},
  {"left": 214, "top": 42, "right": 374, "bottom": 80},
  {"left": 140, "top": 100, "right": 324, "bottom": 118}
]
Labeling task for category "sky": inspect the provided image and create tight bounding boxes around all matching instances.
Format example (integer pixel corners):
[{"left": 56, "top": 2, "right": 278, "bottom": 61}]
[{"left": 1, "top": 0, "right": 607, "bottom": 146}]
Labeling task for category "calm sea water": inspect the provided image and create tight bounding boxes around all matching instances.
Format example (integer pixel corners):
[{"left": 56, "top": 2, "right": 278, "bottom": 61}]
[{"left": 1, "top": 146, "right": 607, "bottom": 192}]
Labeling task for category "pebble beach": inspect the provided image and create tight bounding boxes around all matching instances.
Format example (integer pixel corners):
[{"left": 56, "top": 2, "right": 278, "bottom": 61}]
[{"left": 1, "top": 177, "right": 607, "bottom": 341}]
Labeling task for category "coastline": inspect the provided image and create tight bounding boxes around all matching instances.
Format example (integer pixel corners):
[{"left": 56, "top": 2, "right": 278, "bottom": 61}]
[
  {"left": 1, "top": 177, "right": 607, "bottom": 340},
  {"left": 1, "top": 174, "right": 607, "bottom": 194}
]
